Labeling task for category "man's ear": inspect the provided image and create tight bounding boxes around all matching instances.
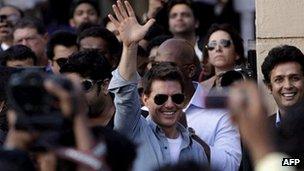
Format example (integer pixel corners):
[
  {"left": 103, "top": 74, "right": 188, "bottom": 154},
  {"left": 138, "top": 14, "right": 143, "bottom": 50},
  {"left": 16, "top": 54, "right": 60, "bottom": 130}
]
[
  {"left": 101, "top": 79, "right": 110, "bottom": 95},
  {"left": 187, "top": 64, "right": 196, "bottom": 78},
  {"left": 266, "top": 82, "right": 273, "bottom": 93},
  {"left": 69, "top": 18, "right": 76, "bottom": 28}
]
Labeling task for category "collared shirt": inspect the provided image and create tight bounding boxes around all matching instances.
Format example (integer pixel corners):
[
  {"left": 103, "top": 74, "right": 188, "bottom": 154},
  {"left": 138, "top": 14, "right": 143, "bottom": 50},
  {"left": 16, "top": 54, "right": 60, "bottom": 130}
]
[
  {"left": 194, "top": 38, "right": 203, "bottom": 62},
  {"left": 1, "top": 42, "right": 10, "bottom": 51},
  {"left": 184, "top": 82, "right": 242, "bottom": 171},
  {"left": 108, "top": 69, "right": 208, "bottom": 171},
  {"left": 275, "top": 110, "right": 281, "bottom": 128},
  {"left": 200, "top": 75, "right": 218, "bottom": 94}
]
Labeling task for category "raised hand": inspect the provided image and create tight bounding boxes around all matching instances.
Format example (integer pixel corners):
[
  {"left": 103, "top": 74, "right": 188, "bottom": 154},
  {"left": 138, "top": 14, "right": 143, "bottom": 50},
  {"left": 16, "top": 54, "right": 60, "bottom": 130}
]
[
  {"left": 108, "top": 0, "right": 155, "bottom": 47},
  {"left": 228, "top": 82, "right": 274, "bottom": 163}
]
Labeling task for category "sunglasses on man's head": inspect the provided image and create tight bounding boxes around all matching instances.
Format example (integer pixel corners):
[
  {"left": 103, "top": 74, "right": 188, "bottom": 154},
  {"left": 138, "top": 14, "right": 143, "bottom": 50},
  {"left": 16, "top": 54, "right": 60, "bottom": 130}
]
[
  {"left": 206, "top": 39, "right": 233, "bottom": 51},
  {"left": 81, "top": 79, "right": 101, "bottom": 92},
  {"left": 154, "top": 93, "right": 185, "bottom": 105},
  {"left": 54, "top": 58, "right": 68, "bottom": 68}
]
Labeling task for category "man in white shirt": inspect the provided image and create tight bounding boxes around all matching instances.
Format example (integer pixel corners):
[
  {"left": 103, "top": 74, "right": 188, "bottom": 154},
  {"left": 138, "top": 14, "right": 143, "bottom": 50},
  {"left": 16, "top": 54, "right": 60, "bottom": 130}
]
[
  {"left": 154, "top": 38, "right": 242, "bottom": 171},
  {"left": 0, "top": 5, "right": 23, "bottom": 51}
]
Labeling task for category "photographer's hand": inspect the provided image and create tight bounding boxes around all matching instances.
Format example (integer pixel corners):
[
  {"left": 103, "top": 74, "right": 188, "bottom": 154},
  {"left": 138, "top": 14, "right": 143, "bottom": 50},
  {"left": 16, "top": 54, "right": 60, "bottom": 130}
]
[
  {"left": 4, "top": 110, "right": 36, "bottom": 151},
  {"left": 44, "top": 74, "right": 94, "bottom": 151},
  {"left": 228, "top": 82, "right": 275, "bottom": 164}
]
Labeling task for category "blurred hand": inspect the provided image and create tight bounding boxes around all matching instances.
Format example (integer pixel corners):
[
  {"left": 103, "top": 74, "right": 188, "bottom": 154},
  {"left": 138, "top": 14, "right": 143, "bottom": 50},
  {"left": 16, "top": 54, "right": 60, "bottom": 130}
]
[
  {"left": 228, "top": 81, "right": 274, "bottom": 163},
  {"left": 37, "top": 152, "right": 57, "bottom": 171},
  {"left": 44, "top": 74, "right": 88, "bottom": 118},
  {"left": 5, "top": 110, "right": 36, "bottom": 151},
  {"left": 108, "top": 0, "right": 155, "bottom": 47},
  {"left": 45, "top": 74, "right": 94, "bottom": 151}
]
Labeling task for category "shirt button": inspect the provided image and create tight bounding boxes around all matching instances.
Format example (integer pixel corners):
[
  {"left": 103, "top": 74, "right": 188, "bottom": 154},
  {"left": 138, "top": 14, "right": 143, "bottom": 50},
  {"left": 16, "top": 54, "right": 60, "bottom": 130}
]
[{"left": 164, "top": 147, "right": 167, "bottom": 149}]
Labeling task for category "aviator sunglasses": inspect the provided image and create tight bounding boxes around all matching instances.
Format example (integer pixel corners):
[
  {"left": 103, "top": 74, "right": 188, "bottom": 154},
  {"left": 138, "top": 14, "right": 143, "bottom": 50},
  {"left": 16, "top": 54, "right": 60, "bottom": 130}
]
[
  {"left": 154, "top": 93, "right": 185, "bottom": 105},
  {"left": 206, "top": 39, "right": 233, "bottom": 51}
]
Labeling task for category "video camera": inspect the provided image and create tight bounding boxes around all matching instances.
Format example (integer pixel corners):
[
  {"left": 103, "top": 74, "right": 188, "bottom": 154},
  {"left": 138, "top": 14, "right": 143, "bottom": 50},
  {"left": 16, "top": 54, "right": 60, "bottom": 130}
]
[
  {"left": 6, "top": 70, "right": 75, "bottom": 150},
  {"left": 6, "top": 70, "right": 74, "bottom": 131}
]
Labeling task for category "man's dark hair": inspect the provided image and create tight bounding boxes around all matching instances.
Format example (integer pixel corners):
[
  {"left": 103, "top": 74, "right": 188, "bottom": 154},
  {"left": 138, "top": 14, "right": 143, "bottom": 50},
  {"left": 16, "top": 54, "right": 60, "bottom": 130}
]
[
  {"left": 60, "top": 50, "right": 112, "bottom": 81},
  {"left": 69, "top": 0, "right": 100, "bottom": 19},
  {"left": 137, "top": 46, "right": 148, "bottom": 77},
  {"left": 0, "top": 45, "right": 37, "bottom": 66},
  {"left": 261, "top": 45, "right": 304, "bottom": 84},
  {"left": 13, "top": 16, "right": 46, "bottom": 35},
  {"left": 167, "top": 0, "right": 198, "bottom": 20},
  {"left": 76, "top": 22, "right": 101, "bottom": 35},
  {"left": 203, "top": 23, "right": 245, "bottom": 65},
  {"left": 46, "top": 30, "right": 78, "bottom": 60},
  {"left": 143, "top": 23, "right": 165, "bottom": 42},
  {"left": 102, "top": 15, "right": 111, "bottom": 27},
  {"left": 77, "top": 26, "right": 121, "bottom": 55},
  {"left": 77, "top": 26, "right": 122, "bottom": 67},
  {"left": 143, "top": 62, "right": 185, "bottom": 95}
]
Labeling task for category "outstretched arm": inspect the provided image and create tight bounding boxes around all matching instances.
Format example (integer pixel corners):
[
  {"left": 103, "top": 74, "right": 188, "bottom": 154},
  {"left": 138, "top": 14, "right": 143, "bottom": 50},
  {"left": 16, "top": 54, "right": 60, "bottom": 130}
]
[{"left": 108, "top": 0, "right": 154, "bottom": 80}]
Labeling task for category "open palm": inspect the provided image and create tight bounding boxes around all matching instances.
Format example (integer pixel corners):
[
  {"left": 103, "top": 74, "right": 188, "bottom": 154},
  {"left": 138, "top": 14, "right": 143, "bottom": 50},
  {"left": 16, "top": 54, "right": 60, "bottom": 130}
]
[{"left": 109, "top": 0, "right": 155, "bottom": 46}]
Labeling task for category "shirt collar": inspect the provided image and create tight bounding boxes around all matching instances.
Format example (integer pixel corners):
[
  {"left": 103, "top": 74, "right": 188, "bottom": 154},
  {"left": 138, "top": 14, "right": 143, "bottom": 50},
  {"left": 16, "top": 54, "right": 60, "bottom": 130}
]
[
  {"left": 1, "top": 42, "right": 10, "bottom": 51},
  {"left": 275, "top": 109, "right": 281, "bottom": 128},
  {"left": 184, "top": 82, "right": 206, "bottom": 111}
]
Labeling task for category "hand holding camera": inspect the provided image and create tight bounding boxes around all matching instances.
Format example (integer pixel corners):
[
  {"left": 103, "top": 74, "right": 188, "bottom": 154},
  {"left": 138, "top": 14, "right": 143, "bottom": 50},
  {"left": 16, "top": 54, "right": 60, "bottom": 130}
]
[{"left": 5, "top": 70, "right": 93, "bottom": 151}]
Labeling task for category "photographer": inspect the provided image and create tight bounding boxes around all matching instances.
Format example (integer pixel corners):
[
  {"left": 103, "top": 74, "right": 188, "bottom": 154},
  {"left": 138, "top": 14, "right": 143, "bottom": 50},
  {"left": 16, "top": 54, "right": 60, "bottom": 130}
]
[{"left": 1, "top": 71, "right": 97, "bottom": 170}]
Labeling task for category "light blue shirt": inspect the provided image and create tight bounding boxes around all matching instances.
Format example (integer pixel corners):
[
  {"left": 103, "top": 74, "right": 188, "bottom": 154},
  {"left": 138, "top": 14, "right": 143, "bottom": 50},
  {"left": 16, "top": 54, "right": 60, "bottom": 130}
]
[
  {"left": 184, "top": 82, "right": 242, "bottom": 171},
  {"left": 109, "top": 69, "right": 209, "bottom": 171}
]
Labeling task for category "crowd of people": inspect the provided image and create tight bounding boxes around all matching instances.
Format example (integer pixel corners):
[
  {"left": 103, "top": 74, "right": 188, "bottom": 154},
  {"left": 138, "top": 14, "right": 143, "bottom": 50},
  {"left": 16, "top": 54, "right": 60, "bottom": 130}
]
[{"left": 0, "top": 0, "right": 303, "bottom": 171}]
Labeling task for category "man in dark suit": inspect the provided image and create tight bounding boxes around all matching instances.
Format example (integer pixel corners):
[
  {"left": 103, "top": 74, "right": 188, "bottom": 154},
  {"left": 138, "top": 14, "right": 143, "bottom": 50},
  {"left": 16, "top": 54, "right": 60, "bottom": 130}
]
[
  {"left": 240, "top": 45, "right": 304, "bottom": 171},
  {"left": 261, "top": 45, "right": 304, "bottom": 129}
]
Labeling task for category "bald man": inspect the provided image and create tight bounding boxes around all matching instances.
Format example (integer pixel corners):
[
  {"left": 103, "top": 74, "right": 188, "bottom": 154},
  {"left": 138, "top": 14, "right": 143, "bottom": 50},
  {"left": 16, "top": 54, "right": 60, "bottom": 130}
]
[
  {"left": 155, "top": 38, "right": 200, "bottom": 103},
  {"left": 154, "top": 38, "right": 242, "bottom": 171}
]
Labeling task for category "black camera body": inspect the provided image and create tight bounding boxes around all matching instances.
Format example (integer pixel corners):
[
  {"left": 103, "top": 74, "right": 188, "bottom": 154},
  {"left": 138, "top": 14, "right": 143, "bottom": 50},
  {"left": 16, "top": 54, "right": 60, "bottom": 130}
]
[{"left": 6, "top": 70, "right": 73, "bottom": 132}]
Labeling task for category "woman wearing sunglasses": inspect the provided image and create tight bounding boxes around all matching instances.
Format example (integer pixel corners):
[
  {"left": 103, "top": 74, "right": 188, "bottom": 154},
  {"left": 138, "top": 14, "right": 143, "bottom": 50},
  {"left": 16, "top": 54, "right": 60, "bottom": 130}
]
[{"left": 201, "top": 23, "right": 245, "bottom": 93}]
